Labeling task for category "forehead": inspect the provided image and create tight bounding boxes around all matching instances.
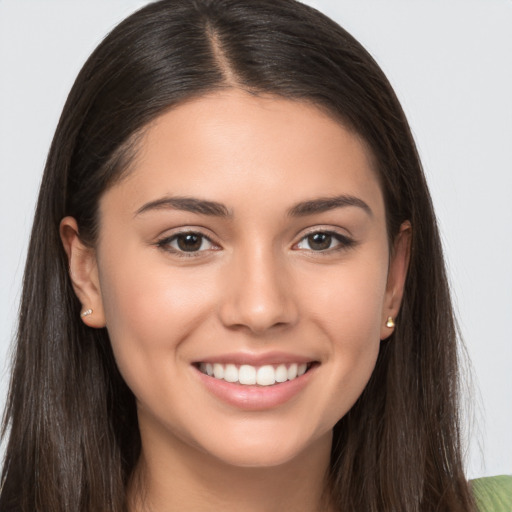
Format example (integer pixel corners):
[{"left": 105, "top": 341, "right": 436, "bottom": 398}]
[{"left": 101, "top": 89, "right": 384, "bottom": 219}]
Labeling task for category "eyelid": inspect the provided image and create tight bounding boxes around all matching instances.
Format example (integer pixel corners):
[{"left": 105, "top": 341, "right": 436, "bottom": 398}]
[
  {"left": 155, "top": 228, "right": 222, "bottom": 257},
  {"left": 292, "top": 227, "right": 356, "bottom": 252}
]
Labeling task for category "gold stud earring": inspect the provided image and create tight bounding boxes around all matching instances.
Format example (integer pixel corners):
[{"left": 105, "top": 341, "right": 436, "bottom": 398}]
[
  {"left": 386, "top": 316, "right": 395, "bottom": 328},
  {"left": 81, "top": 308, "right": 93, "bottom": 318}
]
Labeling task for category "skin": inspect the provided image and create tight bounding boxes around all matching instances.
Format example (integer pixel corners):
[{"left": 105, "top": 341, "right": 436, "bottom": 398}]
[{"left": 61, "top": 89, "right": 411, "bottom": 511}]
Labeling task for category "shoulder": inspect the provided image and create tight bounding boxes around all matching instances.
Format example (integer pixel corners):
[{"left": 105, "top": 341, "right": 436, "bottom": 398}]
[{"left": 471, "top": 475, "right": 512, "bottom": 512}]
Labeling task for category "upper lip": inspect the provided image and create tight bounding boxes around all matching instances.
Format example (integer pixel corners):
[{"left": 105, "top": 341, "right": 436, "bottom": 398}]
[{"left": 193, "top": 351, "right": 317, "bottom": 366}]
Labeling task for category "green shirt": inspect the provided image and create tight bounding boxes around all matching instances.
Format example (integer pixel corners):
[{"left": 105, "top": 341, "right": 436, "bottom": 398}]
[{"left": 472, "top": 475, "right": 512, "bottom": 512}]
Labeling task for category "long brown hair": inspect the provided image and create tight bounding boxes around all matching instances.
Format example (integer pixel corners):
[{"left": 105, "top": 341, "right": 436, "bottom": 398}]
[{"left": 0, "top": 1, "right": 475, "bottom": 510}]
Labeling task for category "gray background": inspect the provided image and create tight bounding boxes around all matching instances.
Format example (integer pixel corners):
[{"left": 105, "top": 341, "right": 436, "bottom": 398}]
[{"left": 1, "top": 0, "right": 511, "bottom": 478}]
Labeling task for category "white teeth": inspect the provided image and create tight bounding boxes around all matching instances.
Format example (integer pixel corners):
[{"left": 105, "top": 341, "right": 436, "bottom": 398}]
[
  {"left": 224, "top": 364, "right": 238, "bottom": 383},
  {"left": 199, "top": 362, "right": 311, "bottom": 386},
  {"left": 256, "top": 365, "right": 275, "bottom": 386},
  {"left": 275, "top": 364, "right": 288, "bottom": 383},
  {"left": 239, "top": 364, "right": 256, "bottom": 385},
  {"left": 213, "top": 363, "right": 224, "bottom": 379},
  {"left": 287, "top": 363, "right": 298, "bottom": 380}
]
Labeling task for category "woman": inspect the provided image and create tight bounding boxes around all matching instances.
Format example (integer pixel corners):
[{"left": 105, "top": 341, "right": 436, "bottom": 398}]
[{"left": 0, "top": 0, "right": 509, "bottom": 510}]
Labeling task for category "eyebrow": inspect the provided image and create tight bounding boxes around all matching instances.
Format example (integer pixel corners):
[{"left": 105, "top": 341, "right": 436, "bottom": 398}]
[
  {"left": 135, "top": 194, "right": 372, "bottom": 218},
  {"left": 135, "top": 196, "right": 231, "bottom": 217},
  {"left": 287, "top": 195, "right": 373, "bottom": 217}
]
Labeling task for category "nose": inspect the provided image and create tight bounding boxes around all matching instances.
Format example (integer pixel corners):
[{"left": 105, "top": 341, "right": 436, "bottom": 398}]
[{"left": 217, "top": 245, "right": 299, "bottom": 335}]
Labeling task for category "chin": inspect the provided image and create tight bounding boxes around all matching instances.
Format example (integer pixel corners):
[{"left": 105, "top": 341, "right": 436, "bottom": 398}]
[
  {"left": 212, "top": 446, "right": 300, "bottom": 469},
  {"left": 197, "top": 424, "right": 332, "bottom": 469}
]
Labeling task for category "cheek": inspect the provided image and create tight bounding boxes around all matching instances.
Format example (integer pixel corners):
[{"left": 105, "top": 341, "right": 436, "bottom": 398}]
[
  {"left": 97, "top": 251, "right": 216, "bottom": 385},
  {"left": 306, "top": 253, "right": 388, "bottom": 344},
  {"left": 300, "top": 253, "right": 388, "bottom": 424},
  {"left": 333, "top": 260, "right": 387, "bottom": 364}
]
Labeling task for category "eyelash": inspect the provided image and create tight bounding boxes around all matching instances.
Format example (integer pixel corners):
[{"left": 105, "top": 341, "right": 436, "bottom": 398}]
[
  {"left": 293, "top": 230, "right": 356, "bottom": 253},
  {"left": 156, "top": 231, "right": 219, "bottom": 258},
  {"left": 156, "top": 229, "right": 356, "bottom": 258}
]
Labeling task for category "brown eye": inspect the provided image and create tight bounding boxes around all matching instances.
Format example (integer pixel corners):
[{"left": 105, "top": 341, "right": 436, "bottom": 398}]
[
  {"left": 158, "top": 232, "right": 216, "bottom": 255},
  {"left": 307, "top": 232, "right": 332, "bottom": 251},
  {"left": 294, "top": 231, "right": 354, "bottom": 252},
  {"left": 176, "top": 233, "right": 203, "bottom": 252}
]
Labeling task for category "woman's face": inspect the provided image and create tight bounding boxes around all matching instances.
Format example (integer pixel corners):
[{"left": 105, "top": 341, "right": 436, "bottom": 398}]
[{"left": 64, "top": 90, "right": 409, "bottom": 468}]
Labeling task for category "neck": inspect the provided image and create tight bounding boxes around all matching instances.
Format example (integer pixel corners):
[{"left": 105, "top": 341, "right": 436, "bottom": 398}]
[{"left": 128, "top": 422, "right": 334, "bottom": 512}]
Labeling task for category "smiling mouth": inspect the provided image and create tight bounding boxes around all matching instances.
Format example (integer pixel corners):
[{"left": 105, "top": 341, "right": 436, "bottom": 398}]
[{"left": 196, "top": 362, "right": 315, "bottom": 386}]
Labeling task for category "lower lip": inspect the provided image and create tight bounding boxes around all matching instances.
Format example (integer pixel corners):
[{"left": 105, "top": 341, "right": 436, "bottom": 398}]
[{"left": 194, "top": 365, "right": 316, "bottom": 411}]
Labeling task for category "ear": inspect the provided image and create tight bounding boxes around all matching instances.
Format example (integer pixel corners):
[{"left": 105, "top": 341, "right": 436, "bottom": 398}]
[
  {"left": 380, "top": 221, "right": 411, "bottom": 340},
  {"left": 60, "top": 217, "right": 106, "bottom": 328}
]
